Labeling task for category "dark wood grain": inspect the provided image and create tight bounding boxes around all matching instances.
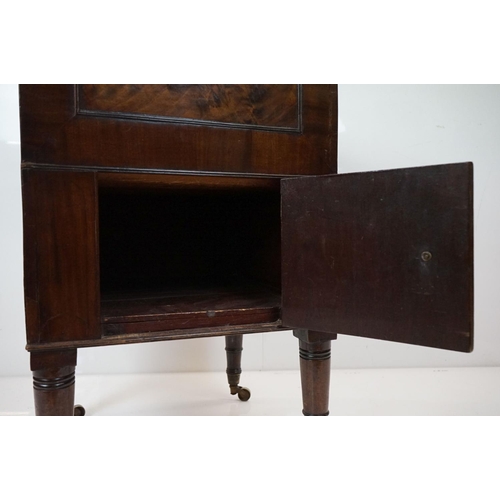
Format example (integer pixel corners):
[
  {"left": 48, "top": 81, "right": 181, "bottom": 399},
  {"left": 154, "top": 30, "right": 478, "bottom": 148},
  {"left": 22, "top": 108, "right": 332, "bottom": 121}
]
[
  {"left": 294, "top": 330, "right": 332, "bottom": 416},
  {"left": 20, "top": 84, "right": 337, "bottom": 176},
  {"left": 78, "top": 84, "right": 300, "bottom": 130},
  {"left": 27, "top": 322, "right": 286, "bottom": 352},
  {"left": 22, "top": 169, "right": 100, "bottom": 345},
  {"left": 282, "top": 163, "right": 474, "bottom": 353},
  {"left": 101, "top": 286, "right": 281, "bottom": 335},
  {"left": 19, "top": 83, "right": 475, "bottom": 416},
  {"left": 31, "top": 349, "right": 77, "bottom": 416}
]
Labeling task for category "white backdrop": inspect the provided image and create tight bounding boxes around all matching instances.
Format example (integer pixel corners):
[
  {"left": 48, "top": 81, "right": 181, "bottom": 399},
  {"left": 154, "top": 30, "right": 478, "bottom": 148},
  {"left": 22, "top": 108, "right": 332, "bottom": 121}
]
[{"left": 1, "top": 84, "right": 499, "bottom": 376}]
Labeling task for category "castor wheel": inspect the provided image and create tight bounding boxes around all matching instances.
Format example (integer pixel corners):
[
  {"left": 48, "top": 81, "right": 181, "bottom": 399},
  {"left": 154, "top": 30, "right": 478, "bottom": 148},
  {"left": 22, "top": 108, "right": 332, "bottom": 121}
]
[
  {"left": 237, "top": 387, "right": 251, "bottom": 401},
  {"left": 73, "top": 404, "right": 86, "bottom": 416},
  {"left": 229, "top": 385, "right": 251, "bottom": 401}
]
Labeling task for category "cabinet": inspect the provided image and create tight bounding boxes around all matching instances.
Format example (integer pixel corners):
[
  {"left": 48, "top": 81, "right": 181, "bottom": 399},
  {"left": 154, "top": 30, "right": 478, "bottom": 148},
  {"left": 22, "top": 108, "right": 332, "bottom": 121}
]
[{"left": 19, "top": 85, "right": 473, "bottom": 415}]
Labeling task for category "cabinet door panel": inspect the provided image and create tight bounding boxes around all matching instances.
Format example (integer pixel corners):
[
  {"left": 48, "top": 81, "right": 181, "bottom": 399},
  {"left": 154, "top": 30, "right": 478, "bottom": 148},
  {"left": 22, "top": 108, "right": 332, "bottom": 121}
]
[{"left": 281, "top": 163, "right": 473, "bottom": 352}]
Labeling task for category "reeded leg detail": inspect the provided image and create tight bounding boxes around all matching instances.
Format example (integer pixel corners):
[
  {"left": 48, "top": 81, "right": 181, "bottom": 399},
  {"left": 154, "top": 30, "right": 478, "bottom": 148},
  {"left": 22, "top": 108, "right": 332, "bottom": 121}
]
[
  {"left": 225, "top": 335, "right": 251, "bottom": 401},
  {"left": 294, "top": 330, "right": 336, "bottom": 416},
  {"left": 30, "top": 349, "right": 85, "bottom": 416}
]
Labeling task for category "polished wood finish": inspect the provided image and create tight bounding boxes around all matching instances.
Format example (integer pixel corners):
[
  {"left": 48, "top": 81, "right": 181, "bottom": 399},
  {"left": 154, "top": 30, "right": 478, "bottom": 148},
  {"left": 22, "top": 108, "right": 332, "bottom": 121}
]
[
  {"left": 20, "top": 85, "right": 338, "bottom": 176},
  {"left": 31, "top": 350, "right": 77, "bottom": 416},
  {"left": 79, "top": 84, "right": 300, "bottom": 130},
  {"left": 22, "top": 166, "right": 284, "bottom": 353},
  {"left": 282, "top": 163, "right": 474, "bottom": 353},
  {"left": 22, "top": 169, "right": 100, "bottom": 345},
  {"left": 19, "top": 84, "right": 474, "bottom": 416},
  {"left": 294, "top": 330, "right": 336, "bottom": 416}
]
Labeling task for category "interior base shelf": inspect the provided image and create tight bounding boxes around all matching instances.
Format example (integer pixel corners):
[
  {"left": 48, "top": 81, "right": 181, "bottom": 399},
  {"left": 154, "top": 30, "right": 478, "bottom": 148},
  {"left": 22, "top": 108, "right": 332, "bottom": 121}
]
[{"left": 101, "top": 285, "right": 281, "bottom": 336}]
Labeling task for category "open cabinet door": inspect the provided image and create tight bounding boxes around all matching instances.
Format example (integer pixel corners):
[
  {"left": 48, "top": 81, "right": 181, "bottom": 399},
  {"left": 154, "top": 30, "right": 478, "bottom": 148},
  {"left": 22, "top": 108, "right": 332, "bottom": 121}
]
[{"left": 281, "top": 162, "right": 473, "bottom": 352}]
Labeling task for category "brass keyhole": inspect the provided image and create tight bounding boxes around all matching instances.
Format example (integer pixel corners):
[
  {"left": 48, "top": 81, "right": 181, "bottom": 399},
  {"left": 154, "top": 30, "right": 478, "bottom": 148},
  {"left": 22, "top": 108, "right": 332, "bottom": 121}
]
[{"left": 421, "top": 251, "right": 432, "bottom": 262}]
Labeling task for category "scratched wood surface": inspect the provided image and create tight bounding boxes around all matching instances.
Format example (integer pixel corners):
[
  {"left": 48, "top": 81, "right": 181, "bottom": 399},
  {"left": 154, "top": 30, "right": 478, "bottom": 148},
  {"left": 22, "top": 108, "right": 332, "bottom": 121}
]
[
  {"left": 101, "top": 286, "right": 281, "bottom": 335},
  {"left": 22, "top": 169, "right": 100, "bottom": 345},
  {"left": 281, "top": 162, "right": 474, "bottom": 352}
]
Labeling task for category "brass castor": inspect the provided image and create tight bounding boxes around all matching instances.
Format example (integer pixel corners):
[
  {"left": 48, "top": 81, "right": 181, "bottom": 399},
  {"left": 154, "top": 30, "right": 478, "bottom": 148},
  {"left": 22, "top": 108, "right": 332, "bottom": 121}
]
[
  {"left": 73, "top": 404, "right": 86, "bottom": 416},
  {"left": 230, "top": 385, "right": 251, "bottom": 402},
  {"left": 237, "top": 387, "right": 251, "bottom": 402}
]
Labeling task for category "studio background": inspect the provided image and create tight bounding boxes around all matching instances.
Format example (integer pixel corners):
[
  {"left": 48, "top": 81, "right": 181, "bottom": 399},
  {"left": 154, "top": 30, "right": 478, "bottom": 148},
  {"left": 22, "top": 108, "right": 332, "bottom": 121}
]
[{"left": 1, "top": 84, "right": 498, "bottom": 377}]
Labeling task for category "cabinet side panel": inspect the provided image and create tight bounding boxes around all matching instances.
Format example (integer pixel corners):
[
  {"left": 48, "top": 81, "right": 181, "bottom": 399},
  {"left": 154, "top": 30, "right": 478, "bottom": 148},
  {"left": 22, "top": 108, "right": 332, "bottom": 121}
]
[
  {"left": 22, "top": 169, "right": 40, "bottom": 344},
  {"left": 22, "top": 169, "right": 100, "bottom": 345}
]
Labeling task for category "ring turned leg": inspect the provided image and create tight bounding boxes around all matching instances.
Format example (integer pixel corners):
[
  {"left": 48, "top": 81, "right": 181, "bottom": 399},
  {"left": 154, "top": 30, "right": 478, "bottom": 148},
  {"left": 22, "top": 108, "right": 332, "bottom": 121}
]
[
  {"left": 294, "top": 329, "right": 337, "bottom": 416},
  {"left": 225, "top": 335, "right": 251, "bottom": 401},
  {"left": 30, "top": 349, "right": 84, "bottom": 416}
]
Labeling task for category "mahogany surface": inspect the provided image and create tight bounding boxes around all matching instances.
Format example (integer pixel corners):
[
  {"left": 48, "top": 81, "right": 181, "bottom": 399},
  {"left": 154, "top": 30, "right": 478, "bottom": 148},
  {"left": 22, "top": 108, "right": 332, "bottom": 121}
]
[
  {"left": 294, "top": 330, "right": 335, "bottom": 416},
  {"left": 20, "top": 84, "right": 338, "bottom": 176},
  {"left": 30, "top": 349, "right": 77, "bottom": 416},
  {"left": 79, "top": 84, "right": 301, "bottom": 130},
  {"left": 22, "top": 169, "right": 100, "bottom": 345},
  {"left": 19, "top": 84, "right": 474, "bottom": 415},
  {"left": 282, "top": 163, "right": 474, "bottom": 352},
  {"left": 101, "top": 286, "right": 281, "bottom": 335}
]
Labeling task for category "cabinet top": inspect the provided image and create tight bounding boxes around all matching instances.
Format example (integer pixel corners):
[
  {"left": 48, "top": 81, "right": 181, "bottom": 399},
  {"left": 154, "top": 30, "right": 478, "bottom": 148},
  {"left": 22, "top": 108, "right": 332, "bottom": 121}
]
[{"left": 19, "top": 84, "right": 338, "bottom": 177}]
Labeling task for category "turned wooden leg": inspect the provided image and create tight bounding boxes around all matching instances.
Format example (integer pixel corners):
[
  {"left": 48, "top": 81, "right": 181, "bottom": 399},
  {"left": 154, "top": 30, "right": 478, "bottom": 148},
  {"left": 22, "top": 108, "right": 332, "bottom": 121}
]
[
  {"left": 30, "top": 349, "right": 84, "bottom": 416},
  {"left": 294, "top": 329, "right": 337, "bottom": 416},
  {"left": 225, "top": 334, "right": 251, "bottom": 401}
]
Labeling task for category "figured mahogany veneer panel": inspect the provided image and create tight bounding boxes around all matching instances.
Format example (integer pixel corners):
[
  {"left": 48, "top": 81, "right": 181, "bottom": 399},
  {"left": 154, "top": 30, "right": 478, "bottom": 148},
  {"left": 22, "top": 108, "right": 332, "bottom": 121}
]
[
  {"left": 22, "top": 169, "right": 100, "bottom": 345},
  {"left": 282, "top": 163, "right": 474, "bottom": 353},
  {"left": 78, "top": 84, "right": 300, "bottom": 131},
  {"left": 19, "top": 84, "right": 337, "bottom": 175}
]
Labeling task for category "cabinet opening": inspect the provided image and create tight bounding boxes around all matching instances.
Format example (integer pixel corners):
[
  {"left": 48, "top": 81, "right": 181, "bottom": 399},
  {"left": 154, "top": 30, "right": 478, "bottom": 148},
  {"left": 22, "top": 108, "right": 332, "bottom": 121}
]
[{"left": 98, "top": 173, "right": 282, "bottom": 335}]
